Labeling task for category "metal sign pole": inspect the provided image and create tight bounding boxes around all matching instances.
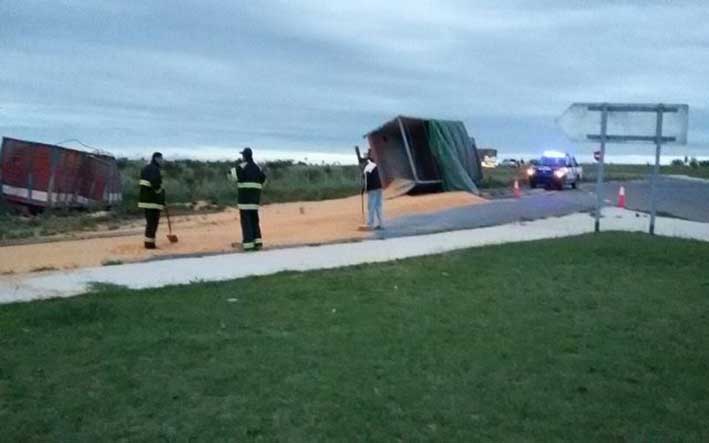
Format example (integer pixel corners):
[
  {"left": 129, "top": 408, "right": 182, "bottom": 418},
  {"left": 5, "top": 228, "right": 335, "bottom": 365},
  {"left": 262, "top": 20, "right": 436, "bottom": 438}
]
[
  {"left": 559, "top": 102, "right": 687, "bottom": 235},
  {"left": 649, "top": 106, "right": 663, "bottom": 235},
  {"left": 594, "top": 104, "right": 608, "bottom": 233}
]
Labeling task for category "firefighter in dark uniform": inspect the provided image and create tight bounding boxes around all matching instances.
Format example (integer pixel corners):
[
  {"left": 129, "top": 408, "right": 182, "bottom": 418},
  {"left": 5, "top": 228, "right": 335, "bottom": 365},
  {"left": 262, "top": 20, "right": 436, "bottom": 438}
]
[
  {"left": 138, "top": 152, "right": 165, "bottom": 249},
  {"left": 233, "top": 147, "right": 266, "bottom": 251}
]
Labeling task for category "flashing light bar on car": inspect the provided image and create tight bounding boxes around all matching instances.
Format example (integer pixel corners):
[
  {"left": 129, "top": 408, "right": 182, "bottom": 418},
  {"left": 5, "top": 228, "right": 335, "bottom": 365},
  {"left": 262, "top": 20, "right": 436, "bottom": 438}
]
[{"left": 542, "top": 150, "right": 567, "bottom": 158}]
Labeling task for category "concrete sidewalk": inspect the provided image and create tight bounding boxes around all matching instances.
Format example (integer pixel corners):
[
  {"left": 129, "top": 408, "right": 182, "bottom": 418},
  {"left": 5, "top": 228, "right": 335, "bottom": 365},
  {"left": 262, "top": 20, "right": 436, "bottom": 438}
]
[{"left": 1, "top": 207, "right": 708, "bottom": 304}]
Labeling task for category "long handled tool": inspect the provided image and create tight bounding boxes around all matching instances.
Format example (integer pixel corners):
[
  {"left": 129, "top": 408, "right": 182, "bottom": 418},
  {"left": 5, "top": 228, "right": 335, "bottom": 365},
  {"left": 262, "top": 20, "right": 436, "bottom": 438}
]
[
  {"left": 164, "top": 205, "right": 179, "bottom": 243},
  {"left": 360, "top": 189, "right": 365, "bottom": 224},
  {"left": 355, "top": 145, "right": 368, "bottom": 229}
]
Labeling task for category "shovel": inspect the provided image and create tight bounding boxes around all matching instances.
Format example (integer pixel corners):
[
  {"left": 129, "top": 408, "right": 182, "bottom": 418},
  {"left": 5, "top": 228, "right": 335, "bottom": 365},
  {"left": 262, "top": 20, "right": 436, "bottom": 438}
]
[{"left": 164, "top": 205, "right": 179, "bottom": 243}]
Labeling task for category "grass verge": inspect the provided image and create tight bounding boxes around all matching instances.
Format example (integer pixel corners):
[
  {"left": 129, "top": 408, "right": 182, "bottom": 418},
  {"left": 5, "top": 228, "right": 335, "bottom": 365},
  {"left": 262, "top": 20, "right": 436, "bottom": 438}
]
[{"left": 1, "top": 233, "right": 709, "bottom": 441}]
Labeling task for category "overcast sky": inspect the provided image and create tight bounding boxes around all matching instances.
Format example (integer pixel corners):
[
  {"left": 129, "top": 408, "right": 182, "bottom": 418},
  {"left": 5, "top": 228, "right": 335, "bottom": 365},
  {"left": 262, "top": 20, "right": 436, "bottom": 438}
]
[{"left": 1, "top": 0, "right": 707, "bottom": 161}]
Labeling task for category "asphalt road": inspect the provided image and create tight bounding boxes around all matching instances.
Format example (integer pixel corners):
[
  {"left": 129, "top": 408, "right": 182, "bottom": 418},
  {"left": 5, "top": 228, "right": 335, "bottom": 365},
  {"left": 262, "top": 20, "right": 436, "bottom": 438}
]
[
  {"left": 380, "top": 176, "right": 709, "bottom": 239},
  {"left": 583, "top": 176, "right": 709, "bottom": 222}
]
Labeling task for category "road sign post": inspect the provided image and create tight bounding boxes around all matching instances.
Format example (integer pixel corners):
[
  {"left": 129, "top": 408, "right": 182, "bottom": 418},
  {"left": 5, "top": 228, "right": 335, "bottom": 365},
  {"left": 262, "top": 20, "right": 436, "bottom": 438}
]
[
  {"left": 650, "top": 107, "right": 663, "bottom": 235},
  {"left": 557, "top": 102, "right": 689, "bottom": 234},
  {"left": 594, "top": 105, "right": 608, "bottom": 233}
]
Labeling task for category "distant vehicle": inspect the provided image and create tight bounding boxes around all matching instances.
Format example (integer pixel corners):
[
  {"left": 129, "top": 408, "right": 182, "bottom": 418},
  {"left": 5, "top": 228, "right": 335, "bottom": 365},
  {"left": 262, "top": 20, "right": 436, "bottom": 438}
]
[
  {"left": 526, "top": 151, "right": 583, "bottom": 190},
  {"left": 478, "top": 148, "right": 498, "bottom": 169},
  {"left": 481, "top": 156, "right": 498, "bottom": 169},
  {"left": 500, "top": 158, "right": 520, "bottom": 168}
]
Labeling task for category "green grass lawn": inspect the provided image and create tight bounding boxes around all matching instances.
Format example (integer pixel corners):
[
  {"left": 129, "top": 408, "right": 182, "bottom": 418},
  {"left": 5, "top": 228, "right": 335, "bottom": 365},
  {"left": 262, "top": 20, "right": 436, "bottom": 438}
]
[{"left": 2, "top": 234, "right": 709, "bottom": 441}]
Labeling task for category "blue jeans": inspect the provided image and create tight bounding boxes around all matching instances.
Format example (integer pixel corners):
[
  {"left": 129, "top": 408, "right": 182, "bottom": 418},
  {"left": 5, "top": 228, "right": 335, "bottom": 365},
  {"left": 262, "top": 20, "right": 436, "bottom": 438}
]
[{"left": 367, "top": 189, "right": 383, "bottom": 228}]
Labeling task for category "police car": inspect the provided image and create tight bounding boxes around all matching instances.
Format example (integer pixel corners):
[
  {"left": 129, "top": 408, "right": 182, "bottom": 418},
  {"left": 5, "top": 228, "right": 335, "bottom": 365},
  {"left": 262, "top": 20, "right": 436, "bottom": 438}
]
[{"left": 527, "top": 151, "right": 583, "bottom": 190}]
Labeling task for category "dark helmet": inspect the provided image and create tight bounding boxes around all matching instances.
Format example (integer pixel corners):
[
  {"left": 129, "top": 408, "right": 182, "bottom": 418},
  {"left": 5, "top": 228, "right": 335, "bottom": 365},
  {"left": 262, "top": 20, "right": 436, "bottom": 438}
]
[{"left": 240, "top": 147, "right": 253, "bottom": 159}]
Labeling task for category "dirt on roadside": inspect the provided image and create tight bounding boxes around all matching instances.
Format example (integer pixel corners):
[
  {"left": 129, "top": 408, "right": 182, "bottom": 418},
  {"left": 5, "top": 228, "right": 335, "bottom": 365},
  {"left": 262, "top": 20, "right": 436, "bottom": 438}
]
[{"left": 0, "top": 192, "right": 486, "bottom": 275}]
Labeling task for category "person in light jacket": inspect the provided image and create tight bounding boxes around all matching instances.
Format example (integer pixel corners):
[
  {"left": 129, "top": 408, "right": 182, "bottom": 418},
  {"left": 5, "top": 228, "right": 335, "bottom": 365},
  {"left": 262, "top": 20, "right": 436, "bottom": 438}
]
[{"left": 363, "top": 151, "right": 383, "bottom": 229}]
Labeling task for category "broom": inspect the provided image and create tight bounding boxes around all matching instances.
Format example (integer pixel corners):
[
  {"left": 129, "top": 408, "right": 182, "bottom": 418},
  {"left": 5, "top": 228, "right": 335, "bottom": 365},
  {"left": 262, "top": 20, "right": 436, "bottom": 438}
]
[{"left": 164, "top": 205, "right": 179, "bottom": 243}]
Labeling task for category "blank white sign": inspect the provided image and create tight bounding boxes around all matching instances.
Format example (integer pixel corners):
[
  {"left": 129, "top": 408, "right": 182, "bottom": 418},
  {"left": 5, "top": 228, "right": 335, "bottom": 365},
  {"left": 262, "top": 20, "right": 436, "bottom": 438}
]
[{"left": 557, "top": 103, "right": 688, "bottom": 145}]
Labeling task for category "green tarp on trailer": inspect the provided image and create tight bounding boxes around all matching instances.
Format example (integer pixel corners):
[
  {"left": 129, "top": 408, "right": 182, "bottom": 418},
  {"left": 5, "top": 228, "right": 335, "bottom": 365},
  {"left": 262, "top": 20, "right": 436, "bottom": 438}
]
[{"left": 426, "top": 119, "right": 479, "bottom": 193}]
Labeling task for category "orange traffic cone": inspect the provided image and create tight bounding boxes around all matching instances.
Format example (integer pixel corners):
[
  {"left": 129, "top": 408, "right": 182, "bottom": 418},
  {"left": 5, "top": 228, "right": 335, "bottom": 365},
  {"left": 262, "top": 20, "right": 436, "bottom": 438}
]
[
  {"left": 617, "top": 185, "right": 626, "bottom": 208},
  {"left": 513, "top": 179, "right": 521, "bottom": 198}
]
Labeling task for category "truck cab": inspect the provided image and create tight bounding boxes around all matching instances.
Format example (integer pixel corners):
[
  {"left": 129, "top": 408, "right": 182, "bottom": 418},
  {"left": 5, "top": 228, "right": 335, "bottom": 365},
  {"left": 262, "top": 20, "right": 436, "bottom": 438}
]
[{"left": 527, "top": 151, "right": 582, "bottom": 190}]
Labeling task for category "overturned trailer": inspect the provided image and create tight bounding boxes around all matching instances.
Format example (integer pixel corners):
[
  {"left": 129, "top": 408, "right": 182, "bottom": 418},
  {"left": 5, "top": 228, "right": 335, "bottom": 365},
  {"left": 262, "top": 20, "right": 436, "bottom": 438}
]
[
  {"left": 364, "top": 116, "right": 482, "bottom": 195},
  {"left": 0, "top": 137, "right": 122, "bottom": 209}
]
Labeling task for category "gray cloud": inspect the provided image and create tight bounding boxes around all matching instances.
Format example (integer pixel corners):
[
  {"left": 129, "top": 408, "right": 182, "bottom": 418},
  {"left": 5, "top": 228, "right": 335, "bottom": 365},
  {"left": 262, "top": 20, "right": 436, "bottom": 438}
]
[{"left": 1, "top": 0, "right": 707, "bottom": 160}]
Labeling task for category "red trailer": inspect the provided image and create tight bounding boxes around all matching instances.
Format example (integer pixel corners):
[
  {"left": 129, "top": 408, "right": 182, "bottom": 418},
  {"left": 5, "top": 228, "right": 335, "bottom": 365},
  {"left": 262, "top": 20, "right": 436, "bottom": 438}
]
[{"left": 0, "top": 137, "right": 122, "bottom": 209}]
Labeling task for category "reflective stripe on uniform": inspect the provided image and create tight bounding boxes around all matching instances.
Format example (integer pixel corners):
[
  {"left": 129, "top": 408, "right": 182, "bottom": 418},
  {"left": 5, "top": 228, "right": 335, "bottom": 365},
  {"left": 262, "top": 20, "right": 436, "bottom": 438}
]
[
  {"left": 238, "top": 204, "right": 260, "bottom": 210},
  {"left": 138, "top": 202, "right": 165, "bottom": 210},
  {"left": 237, "top": 182, "right": 263, "bottom": 189},
  {"left": 144, "top": 237, "right": 155, "bottom": 243},
  {"left": 254, "top": 238, "right": 263, "bottom": 244},
  {"left": 140, "top": 180, "right": 163, "bottom": 194},
  {"left": 242, "top": 242, "right": 255, "bottom": 249}
]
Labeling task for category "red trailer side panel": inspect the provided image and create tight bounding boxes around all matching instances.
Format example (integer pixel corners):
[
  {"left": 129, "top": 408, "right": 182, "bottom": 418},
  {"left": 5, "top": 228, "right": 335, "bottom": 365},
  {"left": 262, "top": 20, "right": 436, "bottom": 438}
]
[
  {"left": 30, "top": 145, "right": 51, "bottom": 204},
  {"left": 1, "top": 137, "right": 123, "bottom": 209},
  {"left": 1, "top": 139, "right": 34, "bottom": 204}
]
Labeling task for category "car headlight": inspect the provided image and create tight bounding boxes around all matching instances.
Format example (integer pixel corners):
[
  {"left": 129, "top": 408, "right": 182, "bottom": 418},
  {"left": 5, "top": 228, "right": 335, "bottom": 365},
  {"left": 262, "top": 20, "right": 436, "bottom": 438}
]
[
  {"left": 526, "top": 167, "right": 536, "bottom": 176},
  {"left": 554, "top": 167, "right": 568, "bottom": 178}
]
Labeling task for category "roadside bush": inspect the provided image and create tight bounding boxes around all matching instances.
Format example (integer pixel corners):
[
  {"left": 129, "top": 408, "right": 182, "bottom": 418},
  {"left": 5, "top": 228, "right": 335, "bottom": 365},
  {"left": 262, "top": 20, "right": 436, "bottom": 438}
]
[
  {"left": 115, "top": 157, "right": 130, "bottom": 169},
  {"left": 670, "top": 159, "right": 685, "bottom": 167},
  {"left": 0, "top": 197, "right": 10, "bottom": 216}
]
